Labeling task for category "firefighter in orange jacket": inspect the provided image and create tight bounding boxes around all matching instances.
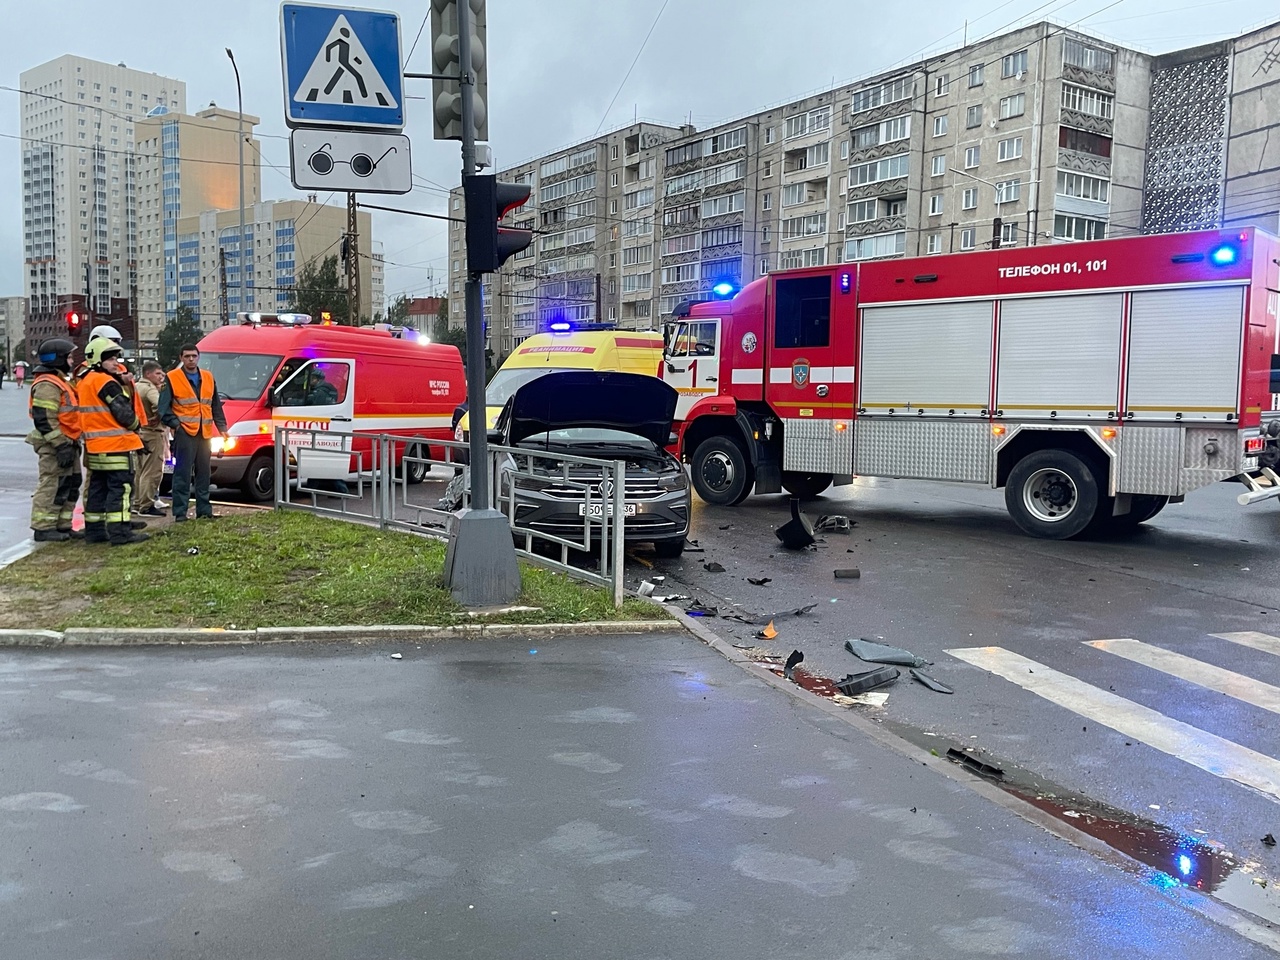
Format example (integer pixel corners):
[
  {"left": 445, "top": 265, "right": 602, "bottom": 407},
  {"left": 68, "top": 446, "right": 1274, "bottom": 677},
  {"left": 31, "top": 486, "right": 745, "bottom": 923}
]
[
  {"left": 77, "top": 337, "right": 149, "bottom": 546},
  {"left": 26, "top": 338, "right": 82, "bottom": 542}
]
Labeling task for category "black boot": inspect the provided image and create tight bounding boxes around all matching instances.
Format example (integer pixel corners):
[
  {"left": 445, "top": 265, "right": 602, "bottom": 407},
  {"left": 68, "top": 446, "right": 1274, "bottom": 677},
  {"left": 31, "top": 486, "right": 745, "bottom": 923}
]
[
  {"left": 57, "top": 528, "right": 85, "bottom": 540},
  {"left": 33, "top": 529, "right": 71, "bottom": 543},
  {"left": 110, "top": 532, "right": 150, "bottom": 546},
  {"left": 129, "top": 519, "right": 148, "bottom": 530},
  {"left": 83, "top": 522, "right": 110, "bottom": 544}
]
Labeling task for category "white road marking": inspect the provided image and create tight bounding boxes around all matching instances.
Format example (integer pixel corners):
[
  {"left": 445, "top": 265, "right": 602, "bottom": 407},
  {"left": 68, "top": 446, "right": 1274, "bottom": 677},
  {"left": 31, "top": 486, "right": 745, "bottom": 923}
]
[
  {"left": 1212, "top": 631, "right": 1280, "bottom": 659},
  {"left": 1085, "top": 638, "right": 1280, "bottom": 716},
  {"left": 947, "top": 645, "right": 1280, "bottom": 803},
  {"left": 0, "top": 539, "right": 35, "bottom": 570}
]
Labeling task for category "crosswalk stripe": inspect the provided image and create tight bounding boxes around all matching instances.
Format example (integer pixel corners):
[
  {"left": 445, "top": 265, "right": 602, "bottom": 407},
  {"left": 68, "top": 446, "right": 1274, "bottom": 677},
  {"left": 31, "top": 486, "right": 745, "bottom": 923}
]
[
  {"left": 1211, "top": 631, "right": 1280, "bottom": 658},
  {"left": 1085, "top": 638, "right": 1280, "bottom": 716},
  {"left": 947, "top": 646, "right": 1280, "bottom": 803}
]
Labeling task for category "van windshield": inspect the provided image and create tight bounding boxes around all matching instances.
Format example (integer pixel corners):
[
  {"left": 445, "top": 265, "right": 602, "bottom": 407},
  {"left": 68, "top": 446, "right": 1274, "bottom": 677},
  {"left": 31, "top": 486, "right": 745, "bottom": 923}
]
[
  {"left": 201, "top": 352, "right": 284, "bottom": 401},
  {"left": 485, "top": 366, "right": 574, "bottom": 408}
]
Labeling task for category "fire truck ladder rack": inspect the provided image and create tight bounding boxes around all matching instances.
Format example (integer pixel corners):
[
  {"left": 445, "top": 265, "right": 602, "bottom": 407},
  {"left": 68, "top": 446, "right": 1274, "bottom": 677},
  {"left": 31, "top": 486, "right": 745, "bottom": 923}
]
[{"left": 1236, "top": 467, "right": 1280, "bottom": 505}]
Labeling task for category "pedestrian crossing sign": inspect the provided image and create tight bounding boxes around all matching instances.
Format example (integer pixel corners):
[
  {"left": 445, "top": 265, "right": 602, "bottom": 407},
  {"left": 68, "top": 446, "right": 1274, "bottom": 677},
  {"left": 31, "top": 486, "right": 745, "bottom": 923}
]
[{"left": 281, "top": 2, "right": 404, "bottom": 130}]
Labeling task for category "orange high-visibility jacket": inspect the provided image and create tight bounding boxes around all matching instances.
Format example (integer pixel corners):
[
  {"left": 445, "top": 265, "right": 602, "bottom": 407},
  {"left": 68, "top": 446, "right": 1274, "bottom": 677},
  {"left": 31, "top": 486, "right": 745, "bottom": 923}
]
[
  {"left": 166, "top": 368, "right": 216, "bottom": 438},
  {"left": 78, "top": 371, "right": 143, "bottom": 454},
  {"left": 29, "top": 373, "right": 81, "bottom": 441}
]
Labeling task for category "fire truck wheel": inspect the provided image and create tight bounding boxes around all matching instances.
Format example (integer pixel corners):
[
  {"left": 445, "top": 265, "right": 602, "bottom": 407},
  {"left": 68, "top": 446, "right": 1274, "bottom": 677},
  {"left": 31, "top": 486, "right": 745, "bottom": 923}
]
[
  {"left": 401, "top": 443, "right": 429, "bottom": 484},
  {"left": 1098, "top": 494, "right": 1169, "bottom": 533},
  {"left": 781, "top": 471, "right": 833, "bottom": 499},
  {"left": 240, "top": 452, "right": 276, "bottom": 503},
  {"left": 691, "top": 436, "right": 751, "bottom": 506},
  {"left": 1005, "top": 449, "right": 1101, "bottom": 539}
]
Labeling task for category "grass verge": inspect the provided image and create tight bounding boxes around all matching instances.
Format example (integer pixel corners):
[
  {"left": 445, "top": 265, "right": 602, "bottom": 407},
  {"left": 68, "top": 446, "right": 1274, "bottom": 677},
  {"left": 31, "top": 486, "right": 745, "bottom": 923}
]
[{"left": 0, "top": 510, "right": 666, "bottom": 631}]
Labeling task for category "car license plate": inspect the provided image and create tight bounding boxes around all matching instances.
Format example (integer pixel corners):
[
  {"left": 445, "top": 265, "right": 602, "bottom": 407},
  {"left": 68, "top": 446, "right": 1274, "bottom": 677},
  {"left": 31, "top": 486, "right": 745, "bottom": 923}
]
[{"left": 579, "top": 503, "right": 638, "bottom": 517}]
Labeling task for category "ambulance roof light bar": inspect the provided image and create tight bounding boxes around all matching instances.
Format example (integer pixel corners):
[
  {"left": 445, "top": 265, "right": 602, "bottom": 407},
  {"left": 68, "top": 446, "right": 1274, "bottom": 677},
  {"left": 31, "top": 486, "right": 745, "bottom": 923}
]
[{"left": 237, "top": 312, "right": 313, "bottom": 326}]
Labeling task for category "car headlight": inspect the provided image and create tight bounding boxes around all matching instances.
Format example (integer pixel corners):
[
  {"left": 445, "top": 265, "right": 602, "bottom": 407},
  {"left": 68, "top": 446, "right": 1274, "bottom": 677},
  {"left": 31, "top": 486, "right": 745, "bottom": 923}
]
[{"left": 210, "top": 436, "right": 237, "bottom": 454}]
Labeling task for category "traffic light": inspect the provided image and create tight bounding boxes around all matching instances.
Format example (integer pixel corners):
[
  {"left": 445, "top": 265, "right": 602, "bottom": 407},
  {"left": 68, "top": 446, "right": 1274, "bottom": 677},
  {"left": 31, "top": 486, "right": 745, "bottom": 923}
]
[
  {"left": 463, "top": 174, "right": 532, "bottom": 274},
  {"left": 65, "top": 311, "right": 82, "bottom": 336},
  {"left": 992, "top": 217, "right": 1003, "bottom": 250},
  {"left": 430, "top": 0, "right": 488, "bottom": 141}
]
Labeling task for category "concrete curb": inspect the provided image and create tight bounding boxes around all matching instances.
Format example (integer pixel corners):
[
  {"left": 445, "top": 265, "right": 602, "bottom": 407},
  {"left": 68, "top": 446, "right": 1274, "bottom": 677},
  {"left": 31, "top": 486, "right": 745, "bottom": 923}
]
[{"left": 0, "top": 620, "right": 678, "bottom": 647}]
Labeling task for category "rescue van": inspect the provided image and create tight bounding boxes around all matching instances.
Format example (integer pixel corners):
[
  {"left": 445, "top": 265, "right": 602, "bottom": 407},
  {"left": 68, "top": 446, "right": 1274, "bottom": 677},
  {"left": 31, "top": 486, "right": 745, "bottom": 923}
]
[
  {"left": 198, "top": 313, "right": 465, "bottom": 500},
  {"left": 457, "top": 325, "right": 664, "bottom": 438}
]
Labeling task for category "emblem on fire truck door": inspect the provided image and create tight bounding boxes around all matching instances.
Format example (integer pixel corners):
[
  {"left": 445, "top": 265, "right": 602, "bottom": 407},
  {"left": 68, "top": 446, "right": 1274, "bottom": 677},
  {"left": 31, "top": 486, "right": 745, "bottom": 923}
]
[
  {"left": 741, "top": 331, "right": 758, "bottom": 354},
  {"left": 792, "top": 360, "right": 810, "bottom": 388}
]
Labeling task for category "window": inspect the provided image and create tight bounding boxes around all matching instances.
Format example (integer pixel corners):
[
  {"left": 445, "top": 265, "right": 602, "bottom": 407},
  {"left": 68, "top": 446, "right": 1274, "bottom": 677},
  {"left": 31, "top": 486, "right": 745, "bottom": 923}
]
[
  {"left": 1002, "top": 50, "right": 1028, "bottom": 78},
  {"left": 539, "top": 172, "right": 595, "bottom": 203},
  {"left": 762, "top": 192, "right": 772, "bottom": 211},
  {"left": 844, "top": 231, "right": 906, "bottom": 261},
  {"left": 935, "top": 74, "right": 950, "bottom": 96},
  {"left": 611, "top": 145, "right": 619, "bottom": 160},
  {"left": 995, "top": 178, "right": 1021, "bottom": 203},
  {"left": 800, "top": 142, "right": 830, "bottom": 168},
  {"left": 781, "top": 214, "right": 827, "bottom": 238},
  {"left": 933, "top": 115, "right": 948, "bottom": 137},
  {"left": 849, "top": 199, "right": 877, "bottom": 223},
  {"left": 665, "top": 141, "right": 703, "bottom": 166},
  {"left": 763, "top": 226, "right": 772, "bottom": 243},
  {"left": 840, "top": 139, "right": 850, "bottom": 159},
  {"left": 837, "top": 176, "right": 848, "bottom": 196},
  {"left": 664, "top": 171, "right": 701, "bottom": 196},
  {"left": 784, "top": 106, "right": 831, "bottom": 139},
  {"left": 1059, "top": 126, "right": 1112, "bottom": 157},
  {"left": 1061, "top": 83, "right": 1114, "bottom": 119},
  {"left": 765, "top": 127, "right": 775, "bottom": 144},
  {"left": 638, "top": 158, "right": 655, "bottom": 180},
  {"left": 663, "top": 234, "right": 700, "bottom": 256},
  {"left": 966, "top": 104, "right": 983, "bottom": 129},
  {"left": 997, "top": 137, "right": 1023, "bottom": 161},
  {"left": 661, "top": 263, "right": 699, "bottom": 285},
  {"left": 1000, "top": 222, "right": 1018, "bottom": 245},
  {"left": 774, "top": 275, "right": 830, "bottom": 348},
  {"left": 610, "top": 172, "right": 619, "bottom": 187},
  {"left": 931, "top": 155, "right": 946, "bottom": 177},
  {"left": 926, "top": 234, "right": 942, "bottom": 254},
  {"left": 701, "top": 192, "right": 744, "bottom": 217},
  {"left": 1056, "top": 171, "right": 1109, "bottom": 202},
  {"left": 705, "top": 159, "right": 747, "bottom": 186},
  {"left": 623, "top": 218, "right": 653, "bottom": 237},
  {"left": 1064, "top": 39, "right": 1114, "bottom": 75},
  {"left": 706, "top": 127, "right": 747, "bottom": 154},
  {"left": 852, "top": 77, "right": 914, "bottom": 113},
  {"left": 851, "top": 115, "right": 910, "bottom": 150},
  {"left": 999, "top": 94, "right": 1026, "bottom": 119},
  {"left": 782, "top": 183, "right": 810, "bottom": 206},
  {"left": 964, "top": 145, "right": 981, "bottom": 169},
  {"left": 1054, "top": 214, "right": 1107, "bottom": 241},
  {"left": 763, "top": 160, "right": 773, "bottom": 178},
  {"left": 568, "top": 146, "right": 596, "bottom": 168},
  {"left": 960, "top": 227, "right": 976, "bottom": 250},
  {"left": 625, "top": 187, "right": 654, "bottom": 209},
  {"left": 929, "top": 194, "right": 943, "bottom": 215},
  {"left": 969, "top": 63, "right": 984, "bottom": 87},
  {"left": 622, "top": 273, "right": 652, "bottom": 293},
  {"left": 623, "top": 244, "right": 653, "bottom": 265},
  {"left": 961, "top": 188, "right": 978, "bottom": 210},
  {"left": 850, "top": 153, "right": 909, "bottom": 185},
  {"left": 759, "top": 257, "right": 770, "bottom": 276},
  {"left": 802, "top": 248, "right": 826, "bottom": 267},
  {"left": 540, "top": 155, "right": 569, "bottom": 178},
  {"left": 703, "top": 225, "right": 743, "bottom": 247}
]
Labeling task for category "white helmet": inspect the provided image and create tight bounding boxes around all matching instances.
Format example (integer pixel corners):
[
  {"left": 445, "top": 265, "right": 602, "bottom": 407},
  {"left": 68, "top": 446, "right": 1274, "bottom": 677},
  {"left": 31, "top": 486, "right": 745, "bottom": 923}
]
[{"left": 88, "top": 324, "right": 122, "bottom": 343}]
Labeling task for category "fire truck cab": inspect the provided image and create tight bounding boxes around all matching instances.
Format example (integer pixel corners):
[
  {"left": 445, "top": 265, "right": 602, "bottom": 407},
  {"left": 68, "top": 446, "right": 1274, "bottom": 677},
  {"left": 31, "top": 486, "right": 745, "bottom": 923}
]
[{"left": 663, "top": 227, "right": 1280, "bottom": 539}]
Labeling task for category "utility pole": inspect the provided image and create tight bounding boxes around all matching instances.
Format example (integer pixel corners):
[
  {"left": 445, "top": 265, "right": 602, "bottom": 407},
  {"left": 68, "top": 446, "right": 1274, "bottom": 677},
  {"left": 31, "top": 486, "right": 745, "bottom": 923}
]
[
  {"left": 346, "top": 192, "right": 361, "bottom": 324},
  {"left": 219, "top": 247, "right": 229, "bottom": 324},
  {"left": 226, "top": 49, "right": 247, "bottom": 314},
  {"left": 595, "top": 273, "right": 602, "bottom": 324}
]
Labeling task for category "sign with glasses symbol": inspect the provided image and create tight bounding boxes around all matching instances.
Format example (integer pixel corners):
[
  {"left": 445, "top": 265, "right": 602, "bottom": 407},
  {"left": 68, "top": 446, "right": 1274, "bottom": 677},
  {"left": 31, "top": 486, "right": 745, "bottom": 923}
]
[{"left": 289, "top": 128, "right": 412, "bottom": 193}]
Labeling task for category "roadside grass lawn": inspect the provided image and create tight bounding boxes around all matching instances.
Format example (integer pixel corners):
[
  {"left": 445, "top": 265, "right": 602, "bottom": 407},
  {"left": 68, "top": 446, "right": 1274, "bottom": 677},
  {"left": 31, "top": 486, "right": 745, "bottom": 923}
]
[{"left": 0, "top": 510, "right": 666, "bottom": 631}]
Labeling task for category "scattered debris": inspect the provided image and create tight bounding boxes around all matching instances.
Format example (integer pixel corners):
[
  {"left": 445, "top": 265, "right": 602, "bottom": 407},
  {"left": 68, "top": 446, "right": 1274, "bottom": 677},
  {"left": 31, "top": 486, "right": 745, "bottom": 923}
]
[
  {"left": 735, "top": 645, "right": 784, "bottom": 660},
  {"left": 832, "top": 691, "right": 890, "bottom": 708},
  {"left": 723, "top": 603, "right": 817, "bottom": 627},
  {"left": 684, "top": 539, "right": 705, "bottom": 553},
  {"left": 1149, "top": 805, "right": 1161, "bottom": 811},
  {"left": 747, "top": 576, "right": 772, "bottom": 586},
  {"left": 909, "top": 668, "right": 954, "bottom": 694},
  {"left": 637, "top": 580, "right": 656, "bottom": 597},
  {"left": 783, "top": 649, "right": 805, "bottom": 679},
  {"left": 686, "top": 601, "right": 718, "bottom": 617},
  {"left": 390, "top": 653, "right": 403, "bottom": 660},
  {"left": 718, "top": 524, "right": 733, "bottom": 530},
  {"left": 834, "top": 568, "right": 861, "bottom": 580},
  {"left": 187, "top": 547, "right": 200, "bottom": 556},
  {"left": 651, "top": 593, "right": 688, "bottom": 604},
  {"left": 1264, "top": 833, "right": 1277, "bottom": 847},
  {"left": 945, "top": 748, "right": 1004, "bottom": 780},
  {"left": 1062, "top": 810, "right": 1082, "bottom": 819},
  {"left": 703, "top": 561, "right": 726, "bottom": 573},
  {"left": 814, "top": 515, "right": 853, "bottom": 534},
  {"left": 1252, "top": 877, "right": 1269, "bottom": 889},
  {"left": 776, "top": 498, "right": 816, "bottom": 550},
  {"left": 835, "top": 666, "right": 900, "bottom": 695},
  {"left": 758, "top": 621, "right": 778, "bottom": 640},
  {"left": 844, "top": 638, "right": 931, "bottom": 668}
]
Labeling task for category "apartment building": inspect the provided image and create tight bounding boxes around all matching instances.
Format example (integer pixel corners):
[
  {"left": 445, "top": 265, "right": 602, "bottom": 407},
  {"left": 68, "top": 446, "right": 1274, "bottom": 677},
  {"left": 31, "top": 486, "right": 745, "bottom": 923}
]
[
  {"left": 134, "top": 105, "right": 263, "bottom": 338},
  {"left": 370, "top": 241, "right": 386, "bottom": 321},
  {"left": 1, "top": 297, "right": 26, "bottom": 364},
  {"left": 20, "top": 55, "right": 186, "bottom": 346}
]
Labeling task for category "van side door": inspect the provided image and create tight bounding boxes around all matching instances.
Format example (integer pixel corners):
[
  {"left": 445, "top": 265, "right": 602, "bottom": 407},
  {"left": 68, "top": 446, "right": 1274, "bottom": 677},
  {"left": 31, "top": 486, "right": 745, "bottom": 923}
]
[{"left": 271, "top": 358, "right": 357, "bottom": 480}]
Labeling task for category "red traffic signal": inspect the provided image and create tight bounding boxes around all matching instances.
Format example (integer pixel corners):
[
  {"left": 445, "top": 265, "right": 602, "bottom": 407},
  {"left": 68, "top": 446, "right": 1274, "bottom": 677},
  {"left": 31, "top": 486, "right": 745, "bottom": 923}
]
[
  {"left": 463, "top": 174, "right": 533, "bottom": 274},
  {"left": 65, "top": 311, "right": 82, "bottom": 335}
]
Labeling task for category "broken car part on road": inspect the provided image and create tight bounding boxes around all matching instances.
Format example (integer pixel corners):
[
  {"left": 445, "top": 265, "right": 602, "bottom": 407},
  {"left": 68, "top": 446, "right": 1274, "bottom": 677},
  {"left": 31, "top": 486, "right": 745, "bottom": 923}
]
[{"left": 845, "top": 637, "right": 932, "bottom": 668}]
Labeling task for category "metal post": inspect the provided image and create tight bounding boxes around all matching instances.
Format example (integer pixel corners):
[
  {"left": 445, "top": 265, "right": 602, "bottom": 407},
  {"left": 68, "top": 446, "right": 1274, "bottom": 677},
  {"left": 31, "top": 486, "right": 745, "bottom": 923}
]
[
  {"left": 611, "top": 459, "right": 625, "bottom": 608},
  {"left": 346, "top": 192, "right": 361, "bottom": 323},
  {"left": 226, "top": 49, "right": 247, "bottom": 314}
]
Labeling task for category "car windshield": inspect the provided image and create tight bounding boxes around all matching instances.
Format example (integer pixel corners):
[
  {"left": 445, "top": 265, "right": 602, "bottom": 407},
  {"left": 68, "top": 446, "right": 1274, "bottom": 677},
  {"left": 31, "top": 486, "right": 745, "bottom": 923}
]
[
  {"left": 201, "top": 352, "right": 284, "bottom": 401},
  {"left": 485, "top": 367, "right": 574, "bottom": 408},
  {"left": 519, "top": 427, "right": 655, "bottom": 449}
]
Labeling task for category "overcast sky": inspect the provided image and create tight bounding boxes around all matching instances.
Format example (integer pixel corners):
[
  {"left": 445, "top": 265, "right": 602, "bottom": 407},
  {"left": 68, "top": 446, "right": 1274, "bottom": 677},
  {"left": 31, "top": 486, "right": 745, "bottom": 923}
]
[{"left": 3, "top": 0, "right": 1271, "bottom": 308}]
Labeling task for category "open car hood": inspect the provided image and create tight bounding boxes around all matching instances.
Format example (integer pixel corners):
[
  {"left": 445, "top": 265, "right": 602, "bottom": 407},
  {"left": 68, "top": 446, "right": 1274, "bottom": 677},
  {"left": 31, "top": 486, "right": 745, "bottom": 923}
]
[{"left": 501, "top": 371, "right": 678, "bottom": 447}]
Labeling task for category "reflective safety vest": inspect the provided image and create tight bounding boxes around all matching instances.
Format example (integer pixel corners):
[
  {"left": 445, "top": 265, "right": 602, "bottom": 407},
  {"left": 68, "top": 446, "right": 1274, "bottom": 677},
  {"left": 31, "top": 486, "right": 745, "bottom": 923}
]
[
  {"left": 29, "top": 372, "right": 81, "bottom": 441},
  {"left": 128, "top": 384, "right": 146, "bottom": 428},
  {"left": 167, "top": 368, "right": 215, "bottom": 438},
  {"left": 78, "top": 371, "right": 143, "bottom": 454}
]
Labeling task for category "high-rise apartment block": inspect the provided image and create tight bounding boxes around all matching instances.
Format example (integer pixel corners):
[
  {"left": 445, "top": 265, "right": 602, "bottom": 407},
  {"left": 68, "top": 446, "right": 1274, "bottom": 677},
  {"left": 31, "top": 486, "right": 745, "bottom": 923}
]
[
  {"left": 20, "top": 56, "right": 185, "bottom": 345},
  {"left": 450, "top": 20, "right": 1280, "bottom": 360}
]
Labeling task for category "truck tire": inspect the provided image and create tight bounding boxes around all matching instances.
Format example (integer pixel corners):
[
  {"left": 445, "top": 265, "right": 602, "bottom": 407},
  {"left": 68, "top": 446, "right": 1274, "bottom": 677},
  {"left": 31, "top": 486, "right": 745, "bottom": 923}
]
[
  {"left": 782, "top": 471, "right": 832, "bottom": 499},
  {"left": 691, "top": 436, "right": 752, "bottom": 506},
  {"left": 400, "top": 442, "right": 428, "bottom": 484},
  {"left": 1004, "top": 449, "right": 1102, "bottom": 540},
  {"left": 240, "top": 451, "right": 276, "bottom": 503},
  {"left": 1101, "top": 494, "right": 1169, "bottom": 533}
]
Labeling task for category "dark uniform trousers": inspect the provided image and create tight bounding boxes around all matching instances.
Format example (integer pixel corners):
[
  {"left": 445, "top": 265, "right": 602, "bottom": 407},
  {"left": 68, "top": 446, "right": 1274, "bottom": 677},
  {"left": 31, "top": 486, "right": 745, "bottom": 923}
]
[
  {"left": 171, "top": 430, "right": 212, "bottom": 519},
  {"left": 84, "top": 451, "right": 135, "bottom": 545}
]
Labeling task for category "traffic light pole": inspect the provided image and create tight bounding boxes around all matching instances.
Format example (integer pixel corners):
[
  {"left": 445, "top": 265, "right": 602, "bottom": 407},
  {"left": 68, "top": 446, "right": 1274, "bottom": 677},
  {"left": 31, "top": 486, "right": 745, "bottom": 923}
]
[{"left": 443, "top": 0, "right": 522, "bottom": 606}]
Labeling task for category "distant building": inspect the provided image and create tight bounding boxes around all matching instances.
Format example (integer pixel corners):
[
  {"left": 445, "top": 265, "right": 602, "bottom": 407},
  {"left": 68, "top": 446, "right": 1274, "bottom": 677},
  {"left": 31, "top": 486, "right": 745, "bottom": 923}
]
[
  {"left": 369, "top": 241, "right": 385, "bottom": 321},
  {"left": 1, "top": 297, "right": 27, "bottom": 363},
  {"left": 405, "top": 296, "right": 445, "bottom": 331}
]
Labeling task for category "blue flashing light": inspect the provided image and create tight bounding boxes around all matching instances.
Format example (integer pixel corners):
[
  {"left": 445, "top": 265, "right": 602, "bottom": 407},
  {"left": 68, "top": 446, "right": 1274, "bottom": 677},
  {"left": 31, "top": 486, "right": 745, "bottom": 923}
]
[
  {"left": 548, "top": 321, "right": 572, "bottom": 333},
  {"left": 839, "top": 271, "right": 853, "bottom": 294},
  {"left": 712, "top": 281, "right": 737, "bottom": 299},
  {"left": 1209, "top": 244, "right": 1238, "bottom": 266},
  {"left": 1177, "top": 854, "right": 1193, "bottom": 876}
]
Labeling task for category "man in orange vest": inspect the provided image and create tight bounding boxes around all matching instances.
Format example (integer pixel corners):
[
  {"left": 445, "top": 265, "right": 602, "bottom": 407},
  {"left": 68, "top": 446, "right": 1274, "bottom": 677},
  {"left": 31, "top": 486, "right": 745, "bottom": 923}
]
[
  {"left": 25, "top": 338, "right": 82, "bottom": 542},
  {"left": 78, "top": 337, "right": 148, "bottom": 546},
  {"left": 158, "top": 343, "right": 227, "bottom": 522}
]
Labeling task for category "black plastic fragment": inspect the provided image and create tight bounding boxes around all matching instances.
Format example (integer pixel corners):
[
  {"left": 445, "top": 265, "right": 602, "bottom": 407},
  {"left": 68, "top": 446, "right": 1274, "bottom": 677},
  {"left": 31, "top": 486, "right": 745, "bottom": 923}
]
[
  {"left": 776, "top": 498, "right": 816, "bottom": 550},
  {"left": 834, "top": 666, "right": 900, "bottom": 695},
  {"left": 747, "top": 577, "right": 772, "bottom": 586},
  {"left": 844, "top": 638, "right": 930, "bottom": 668},
  {"left": 945, "top": 748, "right": 1004, "bottom": 780},
  {"left": 909, "top": 668, "right": 954, "bottom": 694},
  {"left": 783, "top": 649, "right": 804, "bottom": 678}
]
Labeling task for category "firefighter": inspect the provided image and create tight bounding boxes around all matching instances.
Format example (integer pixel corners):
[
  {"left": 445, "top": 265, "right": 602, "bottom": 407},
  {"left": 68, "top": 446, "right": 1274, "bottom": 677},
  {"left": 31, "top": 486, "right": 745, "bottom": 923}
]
[
  {"left": 78, "top": 337, "right": 148, "bottom": 546},
  {"left": 26, "top": 338, "right": 82, "bottom": 542}
]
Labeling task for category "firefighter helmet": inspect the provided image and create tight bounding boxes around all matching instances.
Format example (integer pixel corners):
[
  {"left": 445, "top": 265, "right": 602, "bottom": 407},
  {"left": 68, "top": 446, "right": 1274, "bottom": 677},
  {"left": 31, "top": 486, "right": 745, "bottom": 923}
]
[
  {"left": 84, "top": 337, "right": 124, "bottom": 366},
  {"left": 37, "top": 338, "right": 76, "bottom": 365},
  {"left": 87, "top": 324, "right": 123, "bottom": 343}
]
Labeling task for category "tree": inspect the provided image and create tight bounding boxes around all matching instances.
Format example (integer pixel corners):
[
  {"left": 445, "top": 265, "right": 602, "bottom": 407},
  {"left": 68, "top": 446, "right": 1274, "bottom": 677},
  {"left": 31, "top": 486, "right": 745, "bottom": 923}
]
[
  {"left": 10, "top": 338, "right": 25, "bottom": 367},
  {"left": 155, "top": 306, "right": 204, "bottom": 369},
  {"left": 385, "top": 294, "right": 412, "bottom": 328},
  {"left": 287, "top": 255, "right": 350, "bottom": 325}
]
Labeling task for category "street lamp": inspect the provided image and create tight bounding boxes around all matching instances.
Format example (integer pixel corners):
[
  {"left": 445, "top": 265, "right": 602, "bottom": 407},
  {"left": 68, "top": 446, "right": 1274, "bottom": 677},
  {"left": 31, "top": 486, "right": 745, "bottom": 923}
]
[{"left": 225, "top": 48, "right": 246, "bottom": 324}]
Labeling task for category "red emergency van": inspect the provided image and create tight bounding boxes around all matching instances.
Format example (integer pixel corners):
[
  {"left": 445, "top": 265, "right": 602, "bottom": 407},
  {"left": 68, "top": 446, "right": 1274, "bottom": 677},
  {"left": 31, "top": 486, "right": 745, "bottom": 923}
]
[{"left": 197, "top": 313, "right": 465, "bottom": 500}]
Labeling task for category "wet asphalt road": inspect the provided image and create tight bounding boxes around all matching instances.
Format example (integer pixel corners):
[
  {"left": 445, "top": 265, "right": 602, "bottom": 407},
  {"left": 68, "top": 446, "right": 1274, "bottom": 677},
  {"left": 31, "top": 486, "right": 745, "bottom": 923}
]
[{"left": 0, "top": 635, "right": 1272, "bottom": 959}]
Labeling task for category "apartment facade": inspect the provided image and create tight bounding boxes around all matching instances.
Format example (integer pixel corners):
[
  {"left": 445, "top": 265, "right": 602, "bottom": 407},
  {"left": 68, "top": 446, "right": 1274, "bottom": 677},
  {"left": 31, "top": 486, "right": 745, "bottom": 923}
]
[
  {"left": 134, "top": 105, "right": 263, "bottom": 334},
  {"left": 20, "top": 55, "right": 186, "bottom": 346},
  {"left": 1, "top": 297, "right": 27, "bottom": 364},
  {"left": 451, "top": 20, "right": 1279, "bottom": 362}
]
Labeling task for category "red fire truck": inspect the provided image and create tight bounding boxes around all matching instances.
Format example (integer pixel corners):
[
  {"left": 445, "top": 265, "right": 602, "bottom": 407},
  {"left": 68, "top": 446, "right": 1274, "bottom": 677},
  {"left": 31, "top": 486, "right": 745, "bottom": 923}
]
[{"left": 662, "top": 227, "right": 1280, "bottom": 538}]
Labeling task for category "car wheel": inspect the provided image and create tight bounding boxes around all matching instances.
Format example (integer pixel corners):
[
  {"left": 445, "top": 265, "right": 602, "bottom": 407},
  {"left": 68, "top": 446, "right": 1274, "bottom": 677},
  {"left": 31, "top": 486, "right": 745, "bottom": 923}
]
[
  {"left": 652, "top": 538, "right": 685, "bottom": 559},
  {"left": 240, "top": 451, "right": 276, "bottom": 503},
  {"left": 400, "top": 443, "right": 428, "bottom": 484},
  {"left": 1004, "top": 449, "right": 1102, "bottom": 540},
  {"left": 691, "top": 436, "right": 751, "bottom": 506},
  {"left": 781, "top": 471, "right": 832, "bottom": 499}
]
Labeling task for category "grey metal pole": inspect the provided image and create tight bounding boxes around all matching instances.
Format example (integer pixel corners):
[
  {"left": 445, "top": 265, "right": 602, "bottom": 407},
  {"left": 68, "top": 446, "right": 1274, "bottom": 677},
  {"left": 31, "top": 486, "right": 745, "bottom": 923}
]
[{"left": 226, "top": 49, "right": 246, "bottom": 320}]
